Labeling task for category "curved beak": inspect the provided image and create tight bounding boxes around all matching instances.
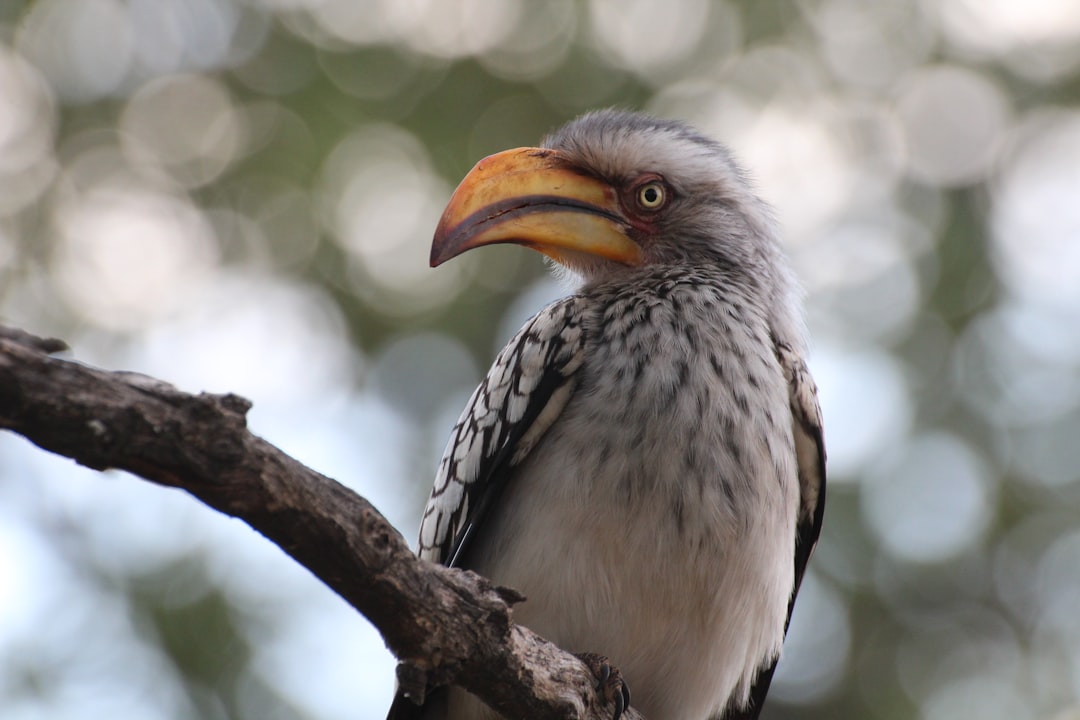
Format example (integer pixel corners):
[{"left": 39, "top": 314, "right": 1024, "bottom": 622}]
[{"left": 430, "top": 147, "right": 643, "bottom": 268}]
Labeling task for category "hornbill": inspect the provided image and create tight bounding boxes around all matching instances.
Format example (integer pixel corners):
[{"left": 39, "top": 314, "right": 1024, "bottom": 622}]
[{"left": 388, "top": 109, "right": 826, "bottom": 720}]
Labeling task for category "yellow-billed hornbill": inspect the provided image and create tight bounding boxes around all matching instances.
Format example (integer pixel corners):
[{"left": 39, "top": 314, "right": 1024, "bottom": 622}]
[{"left": 389, "top": 109, "right": 825, "bottom": 720}]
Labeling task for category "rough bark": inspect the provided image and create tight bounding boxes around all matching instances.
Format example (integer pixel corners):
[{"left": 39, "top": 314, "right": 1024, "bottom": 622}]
[{"left": 0, "top": 324, "right": 642, "bottom": 720}]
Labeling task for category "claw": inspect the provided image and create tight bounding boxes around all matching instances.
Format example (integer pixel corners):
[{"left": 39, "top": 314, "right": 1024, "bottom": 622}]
[
  {"left": 612, "top": 685, "right": 626, "bottom": 720},
  {"left": 575, "top": 652, "right": 631, "bottom": 720}
]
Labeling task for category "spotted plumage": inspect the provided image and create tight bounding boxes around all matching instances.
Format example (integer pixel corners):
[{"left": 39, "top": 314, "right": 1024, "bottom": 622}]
[{"left": 389, "top": 109, "right": 826, "bottom": 720}]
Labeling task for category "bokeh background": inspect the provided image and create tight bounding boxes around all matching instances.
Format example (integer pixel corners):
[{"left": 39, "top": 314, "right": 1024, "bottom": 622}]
[{"left": 2, "top": 0, "right": 1080, "bottom": 718}]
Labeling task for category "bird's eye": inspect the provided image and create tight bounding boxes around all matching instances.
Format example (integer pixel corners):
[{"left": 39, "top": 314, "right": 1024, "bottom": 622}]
[{"left": 635, "top": 181, "right": 667, "bottom": 211}]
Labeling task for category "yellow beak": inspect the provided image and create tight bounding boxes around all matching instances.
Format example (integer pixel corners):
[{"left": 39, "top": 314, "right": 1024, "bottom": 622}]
[{"left": 430, "top": 147, "right": 643, "bottom": 267}]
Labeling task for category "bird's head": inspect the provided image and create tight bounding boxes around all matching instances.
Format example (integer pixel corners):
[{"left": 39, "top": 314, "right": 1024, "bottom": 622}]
[{"left": 431, "top": 109, "right": 781, "bottom": 284}]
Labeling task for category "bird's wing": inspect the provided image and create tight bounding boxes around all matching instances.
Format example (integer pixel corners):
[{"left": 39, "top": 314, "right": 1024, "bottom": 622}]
[
  {"left": 724, "top": 339, "right": 826, "bottom": 720},
  {"left": 776, "top": 337, "right": 827, "bottom": 614},
  {"left": 387, "top": 297, "right": 585, "bottom": 720},
  {"left": 418, "top": 295, "right": 587, "bottom": 568}
]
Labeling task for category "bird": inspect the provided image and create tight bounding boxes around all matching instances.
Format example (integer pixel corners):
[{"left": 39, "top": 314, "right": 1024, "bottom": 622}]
[{"left": 388, "top": 109, "right": 826, "bottom": 720}]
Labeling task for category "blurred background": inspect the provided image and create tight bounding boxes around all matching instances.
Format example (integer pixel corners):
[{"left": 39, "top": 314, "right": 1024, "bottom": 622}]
[{"left": 1, "top": 0, "right": 1080, "bottom": 718}]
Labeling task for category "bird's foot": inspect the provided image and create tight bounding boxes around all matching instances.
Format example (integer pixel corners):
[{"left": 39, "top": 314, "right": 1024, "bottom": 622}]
[{"left": 575, "top": 652, "right": 631, "bottom": 720}]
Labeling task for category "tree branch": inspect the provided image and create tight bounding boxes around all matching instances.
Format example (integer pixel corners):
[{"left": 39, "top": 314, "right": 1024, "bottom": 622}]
[{"left": 0, "top": 325, "right": 641, "bottom": 720}]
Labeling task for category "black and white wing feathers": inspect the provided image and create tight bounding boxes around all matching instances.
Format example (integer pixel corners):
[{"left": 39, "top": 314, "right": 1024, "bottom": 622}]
[
  {"left": 387, "top": 297, "right": 585, "bottom": 720},
  {"left": 724, "top": 339, "right": 826, "bottom": 720},
  {"left": 418, "top": 296, "right": 587, "bottom": 568}
]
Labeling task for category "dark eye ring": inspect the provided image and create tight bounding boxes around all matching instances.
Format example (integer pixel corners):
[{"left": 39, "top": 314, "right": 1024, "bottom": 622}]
[{"left": 635, "top": 181, "right": 667, "bottom": 211}]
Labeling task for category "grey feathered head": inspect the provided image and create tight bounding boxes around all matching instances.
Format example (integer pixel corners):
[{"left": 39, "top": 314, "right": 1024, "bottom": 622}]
[{"left": 431, "top": 108, "right": 792, "bottom": 301}]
